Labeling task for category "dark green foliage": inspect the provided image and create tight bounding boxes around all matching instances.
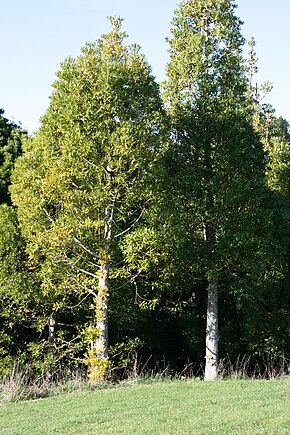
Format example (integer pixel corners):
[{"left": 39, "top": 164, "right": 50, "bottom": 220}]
[
  {"left": 160, "top": 0, "right": 289, "bottom": 377},
  {"left": 0, "top": 109, "right": 26, "bottom": 204},
  {"left": 0, "top": 204, "right": 38, "bottom": 375},
  {"left": 0, "top": 7, "right": 289, "bottom": 379}
]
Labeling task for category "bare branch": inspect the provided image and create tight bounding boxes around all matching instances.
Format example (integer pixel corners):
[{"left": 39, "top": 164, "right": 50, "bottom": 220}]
[
  {"left": 111, "top": 279, "right": 131, "bottom": 291},
  {"left": 43, "top": 209, "right": 54, "bottom": 223},
  {"left": 71, "top": 210, "right": 83, "bottom": 226},
  {"left": 60, "top": 256, "right": 99, "bottom": 280},
  {"left": 81, "top": 156, "right": 99, "bottom": 169},
  {"left": 72, "top": 237, "right": 100, "bottom": 259},
  {"left": 73, "top": 265, "right": 99, "bottom": 280},
  {"left": 114, "top": 207, "right": 145, "bottom": 238},
  {"left": 70, "top": 278, "right": 98, "bottom": 299}
]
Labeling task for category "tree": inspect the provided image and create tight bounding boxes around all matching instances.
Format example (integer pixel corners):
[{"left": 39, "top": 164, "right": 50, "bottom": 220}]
[
  {"left": 0, "top": 109, "right": 25, "bottom": 204},
  {"left": 0, "top": 204, "right": 41, "bottom": 375},
  {"left": 0, "top": 111, "right": 44, "bottom": 375},
  {"left": 11, "top": 18, "right": 166, "bottom": 381},
  {"left": 163, "top": 0, "right": 267, "bottom": 380},
  {"left": 263, "top": 113, "right": 290, "bottom": 199}
]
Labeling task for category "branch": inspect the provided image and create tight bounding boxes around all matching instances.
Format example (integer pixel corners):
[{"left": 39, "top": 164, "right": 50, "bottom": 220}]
[
  {"left": 114, "top": 207, "right": 145, "bottom": 238},
  {"left": 110, "top": 273, "right": 141, "bottom": 291},
  {"left": 72, "top": 237, "right": 100, "bottom": 259},
  {"left": 71, "top": 210, "right": 83, "bottom": 226},
  {"left": 70, "top": 278, "right": 98, "bottom": 299},
  {"left": 81, "top": 156, "right": 99, "bottom": 169},
  {"left": 61, "top": 257, "right": 99, "bottom": 281},
  {"left": 43, "top": 209, "right": 55, "bottom": 223}
]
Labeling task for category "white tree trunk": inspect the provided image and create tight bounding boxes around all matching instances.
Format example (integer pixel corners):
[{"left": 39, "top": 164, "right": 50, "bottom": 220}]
[
  {"left": 204, "top": 277, "right": 219, "bottom": 381},
  {"left": 95, "top": 262, "right": 109, "bottom": 358},
  {"left": 48, "top": 313, "right": 57, "bottom": 344},
  {"left": 94, "top": 187, "right": 112, "bottom": 360},
  {"left": 88, "top": 171, "right": 112, "bottom": 381},
  {"left": 95, "top": 165, "right": 114, "bottom": 360}
]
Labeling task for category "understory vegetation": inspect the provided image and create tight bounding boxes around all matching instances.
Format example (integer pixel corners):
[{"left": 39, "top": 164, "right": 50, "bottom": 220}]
[
  {"left": 0, "top": 0, "right": 289, "bottom": 384},
  {"left": 0, "top": 354, "right": 288, "bottom": 404}
]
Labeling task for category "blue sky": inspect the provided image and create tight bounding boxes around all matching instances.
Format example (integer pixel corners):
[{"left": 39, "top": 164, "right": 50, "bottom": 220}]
[{"left": 1, "top": 0, "right": 289, "bottom": 133}]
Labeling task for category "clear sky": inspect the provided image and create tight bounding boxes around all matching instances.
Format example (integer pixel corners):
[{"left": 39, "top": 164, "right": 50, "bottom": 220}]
[{"left": 1, "top": 0, "right": 289, "bottom": 133}]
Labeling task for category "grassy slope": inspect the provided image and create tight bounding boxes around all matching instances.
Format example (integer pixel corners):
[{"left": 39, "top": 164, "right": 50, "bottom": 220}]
[{"left": 0, "top": 379, "right": 289, "bottom": 434}]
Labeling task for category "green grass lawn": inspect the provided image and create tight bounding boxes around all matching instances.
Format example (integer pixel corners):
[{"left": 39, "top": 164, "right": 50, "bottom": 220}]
[{"left": 0, "top": 379, "right": 289, "bottom": 434}]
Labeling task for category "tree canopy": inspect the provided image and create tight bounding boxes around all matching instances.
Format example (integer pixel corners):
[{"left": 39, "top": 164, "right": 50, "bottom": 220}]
[
  {"left": 0, "top": 109, "right": 26, "bottom": 204},
  {"left": 0, "top": 5, "right": 288, "bottom": 382},
  {"left": 11, "top": 17, "right": 167, "bottom": 381}
]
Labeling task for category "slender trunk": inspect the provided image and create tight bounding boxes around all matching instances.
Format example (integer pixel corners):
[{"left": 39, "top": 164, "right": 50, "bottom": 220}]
[
  {"left": 203, "top": 218, "right": 219, "bottom": 381},
  {"left": 95, "top": 262, "right": 109, "bottom": 358},
  {"left": 204, "top": 277, "right": 219, "bottom": 381},
  {"left": 95, "top": 166, "right": 113, "bottom": 358},
  {"left": 89, "top": 214, "right": 111, "bottom": 382},
  {"left": 48, "top": 313, "right": 57, "bottom": 345},
  {"left": 89, "top": 166, "right": 113, "bottom": 381},
  {"left": 46, "top": 313, "right": 57, "bottom": 382}
]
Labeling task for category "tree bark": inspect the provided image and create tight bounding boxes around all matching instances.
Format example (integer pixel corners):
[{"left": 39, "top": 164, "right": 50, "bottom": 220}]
[
  {"left": 88, "top": 168, "right": 113, "bottom": 382},
  {"left": 48, "top": 313, "right": 57, "bottom": 345},
  {"left": 95, "top": 262, "right": 109, "bottom": 359},
  {"left": 204, "top": 277, "right": 219, "bottom": 381},
  {"left": 95, "top": 166, "right": 113, "bottom": 359}
]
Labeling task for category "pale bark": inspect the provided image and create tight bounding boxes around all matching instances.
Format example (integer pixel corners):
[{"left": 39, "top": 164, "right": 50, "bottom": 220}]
[
  {"left": 48, "top": 313, "right": 57, "bottom": 344},
  {"left": 204, "top": 277, "right": 219, "bottom": 381},
  {"left": 94, "top": 166, "right": 113, "bottom": 360},
  {"left": 95, "top": 262, "right": 109, "bottom": 358}
]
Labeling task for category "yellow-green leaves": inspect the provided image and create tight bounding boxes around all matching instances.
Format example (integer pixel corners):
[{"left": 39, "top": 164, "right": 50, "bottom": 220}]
[{"left": 10, "top": 17, "right": 167, "bottom": 379}]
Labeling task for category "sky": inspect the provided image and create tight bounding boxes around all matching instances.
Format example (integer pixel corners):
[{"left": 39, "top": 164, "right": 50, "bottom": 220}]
[{"left": 1, "top": 0, "right": 289, "bottom": 134}]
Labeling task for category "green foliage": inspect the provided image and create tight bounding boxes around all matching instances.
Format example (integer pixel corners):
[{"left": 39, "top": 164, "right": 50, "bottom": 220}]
[
  {"left": 0, "top": 109, "right": 26, "bottom": 204},
  {"left": 164, "top": 0, "right": 247, "bottom": 112},
  {"left": 265, "top": 115, "right": 290, "bottom": 199},
  {"left": 159, "top": 0, "right": 289, "bottom": 380},
  {"left": 109, "top": 337, "right": 143, "bottom": 375},
  {"left": 162, "top": 0, "right": 267, "bottom": 276},
  {"left": 0, "top": 203, "right": 88, "bottom": 378},
  {"left": 1, "top": 7, "right": 289, "bottom": 380},
  {"left": 0, "top": 205, "right": 39, "bottom": 370},
  {"left": 11, "top": 18, "right": 166, "bottom": 271},
  {"left": 243, "top": 40, "right": 290, "bottom": 363},
  {"left": 10, "top": 18, "right": 167, "bottom": 377}
]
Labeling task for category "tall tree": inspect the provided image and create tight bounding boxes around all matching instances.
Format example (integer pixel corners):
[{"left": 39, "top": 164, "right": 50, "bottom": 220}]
[
  {"left": 266, "top": 117, "right": 290, "bottom": 199},
  {"left": 0, "top": 204, "right": 42, "bottom": 375},
  {"left": 163, "top": 0, "right": 267, "bottom": 380},
  {"left": 0, "top": 110, "right": 43, "bottom": 375},
  {"left": 11, "top": 18, "right": 166, "bottom": 381},
  {"left": 0, "top": 109, "right": 25, "bottom": 204}
]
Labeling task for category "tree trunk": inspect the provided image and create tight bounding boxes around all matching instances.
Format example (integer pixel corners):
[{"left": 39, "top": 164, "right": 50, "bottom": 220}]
[
  {"left": 89, "top": 170, "right": 113, "bottom": 381},
  {"left": 47, "top": 313, "right": 57, "bottom": 381},
  {"left": 95, "top": 262, "right": 109, "bottom": 359},
  {"left": 48, "top": 313, "right": 57, "bottom": 344},
  {"left": 95, "top": 166, "right": 112, "bottom": 360},
  {"left": 204, "top": 277, "right": 219, "bottom": 381},
  {"left": 88, "top": 259, "right": 110, "bottom": 382}
]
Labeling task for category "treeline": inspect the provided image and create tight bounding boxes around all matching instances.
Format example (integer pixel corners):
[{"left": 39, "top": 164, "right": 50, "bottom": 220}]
[{"left": 0, "top": 1, "right": 289, "bottom": 381}]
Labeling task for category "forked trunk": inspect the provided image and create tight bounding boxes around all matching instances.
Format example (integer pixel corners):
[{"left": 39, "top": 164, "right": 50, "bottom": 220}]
[{"left": 204, "top": 277, "right": 219, "bottom": 381}]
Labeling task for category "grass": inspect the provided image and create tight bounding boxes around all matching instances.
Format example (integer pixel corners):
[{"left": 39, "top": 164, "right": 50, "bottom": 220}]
[{"left": 0, "top": 378, "right": 289, "bottom": 434}]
